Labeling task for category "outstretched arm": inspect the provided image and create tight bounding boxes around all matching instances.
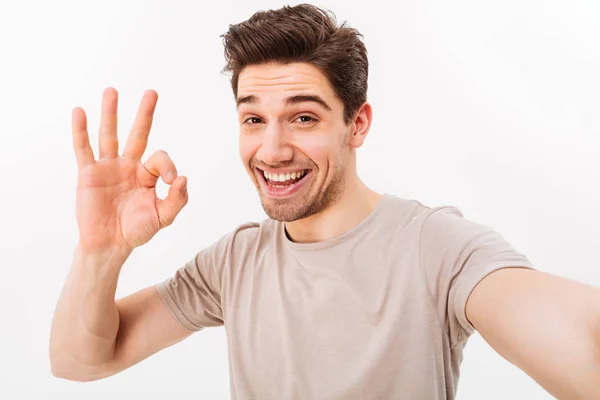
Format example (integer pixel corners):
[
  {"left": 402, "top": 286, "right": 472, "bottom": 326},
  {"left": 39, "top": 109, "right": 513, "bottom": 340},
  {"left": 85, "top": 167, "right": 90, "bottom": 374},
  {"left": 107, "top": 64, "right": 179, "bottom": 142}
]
[{"left": 467, "top": 268, "right": 600, "bottom": 399}]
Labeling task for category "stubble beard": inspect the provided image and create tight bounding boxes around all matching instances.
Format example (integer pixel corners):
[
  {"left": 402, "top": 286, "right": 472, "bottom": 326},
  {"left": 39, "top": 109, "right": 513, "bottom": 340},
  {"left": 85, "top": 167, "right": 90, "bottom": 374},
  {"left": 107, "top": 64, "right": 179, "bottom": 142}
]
[
  {"left": 260, "top": 167, "right": 345, "bottom": 222},
  {"left": 253, "top": 136, "right": 350, "bottom": 222}
]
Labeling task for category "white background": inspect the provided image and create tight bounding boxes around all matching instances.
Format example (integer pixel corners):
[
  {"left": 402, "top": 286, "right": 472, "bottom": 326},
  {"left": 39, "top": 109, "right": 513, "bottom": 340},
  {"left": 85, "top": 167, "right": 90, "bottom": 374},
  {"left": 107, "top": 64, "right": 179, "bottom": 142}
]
[{"left": 0, "top": 0, "right": 599, "bottom": 398}]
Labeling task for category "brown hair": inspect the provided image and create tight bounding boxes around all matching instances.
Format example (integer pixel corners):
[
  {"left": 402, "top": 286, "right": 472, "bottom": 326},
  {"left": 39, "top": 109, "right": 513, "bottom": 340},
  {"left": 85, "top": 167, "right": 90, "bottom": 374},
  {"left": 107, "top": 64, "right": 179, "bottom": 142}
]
[{"left": 221, "top": 3, "right": 368, "bottom": 125}]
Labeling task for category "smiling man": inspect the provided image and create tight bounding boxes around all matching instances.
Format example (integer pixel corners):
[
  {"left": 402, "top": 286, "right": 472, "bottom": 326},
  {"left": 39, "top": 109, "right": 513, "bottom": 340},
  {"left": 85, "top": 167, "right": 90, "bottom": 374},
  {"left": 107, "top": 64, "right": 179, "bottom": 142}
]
[
  {"left": 236, "top": 61, "right": 378, "bottom": 235},
  {"left": 50, "top": 4, "right": 600, "bottom": 400}
]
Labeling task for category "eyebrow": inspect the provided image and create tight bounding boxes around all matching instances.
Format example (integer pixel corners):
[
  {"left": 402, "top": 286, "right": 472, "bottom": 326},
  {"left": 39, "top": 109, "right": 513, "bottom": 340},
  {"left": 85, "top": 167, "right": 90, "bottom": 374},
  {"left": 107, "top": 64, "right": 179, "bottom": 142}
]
[{"left": 236, "top": 94, "right": 332, "bottom": 111}]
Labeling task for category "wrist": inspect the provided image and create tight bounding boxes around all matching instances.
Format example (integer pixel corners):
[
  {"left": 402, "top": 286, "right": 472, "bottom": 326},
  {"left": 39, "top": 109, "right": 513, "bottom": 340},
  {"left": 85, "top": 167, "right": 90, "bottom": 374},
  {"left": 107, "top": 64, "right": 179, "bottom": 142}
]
[{"left": 74, "top": 244, "right": 132, "bottom": 273}]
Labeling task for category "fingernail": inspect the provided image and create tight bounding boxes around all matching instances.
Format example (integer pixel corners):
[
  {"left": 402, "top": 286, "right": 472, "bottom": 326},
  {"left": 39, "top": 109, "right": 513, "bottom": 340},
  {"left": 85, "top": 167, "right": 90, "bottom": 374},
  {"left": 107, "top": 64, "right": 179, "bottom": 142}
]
[
  {"left": 166, "top": 170, "right": 175, "bottom": 181},
  {"left": 181, "top": 178, "right": 187, "bottom": 193}
]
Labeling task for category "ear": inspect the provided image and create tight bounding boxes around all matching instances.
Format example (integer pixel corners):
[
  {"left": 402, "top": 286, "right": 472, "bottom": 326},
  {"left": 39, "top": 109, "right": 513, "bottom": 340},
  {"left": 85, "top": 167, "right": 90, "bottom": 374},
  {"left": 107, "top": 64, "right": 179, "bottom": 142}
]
[{"left": 348, "top": 102, "right": 373, "bottom": 148}]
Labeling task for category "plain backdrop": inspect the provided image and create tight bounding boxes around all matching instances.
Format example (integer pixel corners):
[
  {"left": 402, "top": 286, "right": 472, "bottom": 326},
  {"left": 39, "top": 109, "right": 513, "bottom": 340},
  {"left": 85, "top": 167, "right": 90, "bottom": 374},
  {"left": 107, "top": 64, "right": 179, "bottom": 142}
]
[{"left": 0, "top": 0, "right": 599, "bottom": 398}]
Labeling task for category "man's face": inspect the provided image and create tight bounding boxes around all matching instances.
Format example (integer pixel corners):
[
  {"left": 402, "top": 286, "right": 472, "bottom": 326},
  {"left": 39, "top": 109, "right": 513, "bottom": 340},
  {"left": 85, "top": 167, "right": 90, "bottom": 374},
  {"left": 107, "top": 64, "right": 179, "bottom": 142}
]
[{"left": 237, "top": 62, "right": 352, "bottom": 222}]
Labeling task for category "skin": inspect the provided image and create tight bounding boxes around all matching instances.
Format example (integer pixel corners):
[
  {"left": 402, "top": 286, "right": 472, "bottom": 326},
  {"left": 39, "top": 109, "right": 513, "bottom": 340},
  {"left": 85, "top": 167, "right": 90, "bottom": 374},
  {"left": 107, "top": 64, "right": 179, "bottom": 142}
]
[
  {"left": 236, "top": 62, "right": 381, "bottom": 243},
  {"left": 50, "top": 89, "right": 192, "bottom": 381},
  {"left": 50, "top": 63, "right": 600, "bottom": 399}
]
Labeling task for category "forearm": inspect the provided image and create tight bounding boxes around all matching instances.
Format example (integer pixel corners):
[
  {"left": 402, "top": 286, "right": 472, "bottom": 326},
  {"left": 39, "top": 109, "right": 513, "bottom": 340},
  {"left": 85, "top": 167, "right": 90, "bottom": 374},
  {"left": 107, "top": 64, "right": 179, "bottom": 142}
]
[
  {"left": 545, "top": 300, "right": 600, "bottom": 399},
  {"left": 50, "top": 245, "right": 132, "bottom": 378},
  {"left": 581, "top": 307, "right": 600, "bottom": 399},
  {"left": 566, "top": 329, "right": 600, "bottom": 400},
  {"left": 539, "top": 289, "right": 600, "bottom": 399},
  {"left": 574, "top": 292, "right": 600, "bottom": 399}
]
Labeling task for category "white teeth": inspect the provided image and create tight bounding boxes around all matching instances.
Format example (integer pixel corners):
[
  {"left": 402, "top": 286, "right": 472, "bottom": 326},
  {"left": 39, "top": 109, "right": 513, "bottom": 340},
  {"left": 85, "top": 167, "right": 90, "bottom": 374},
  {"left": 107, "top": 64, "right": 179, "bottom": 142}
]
[{"left": 263, "top": 169, "right": 307, "bottom": 183}]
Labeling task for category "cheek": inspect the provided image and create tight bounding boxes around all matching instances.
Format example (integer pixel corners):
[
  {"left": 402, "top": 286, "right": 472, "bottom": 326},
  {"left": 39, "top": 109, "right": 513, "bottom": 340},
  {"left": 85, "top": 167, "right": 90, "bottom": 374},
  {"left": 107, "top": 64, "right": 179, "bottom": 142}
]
[
  {"left": 239, "top": 133, "right": 261, "bottom": 166},
  {"left": 291, "top": 131, "right": 343, "bottom": 167}
]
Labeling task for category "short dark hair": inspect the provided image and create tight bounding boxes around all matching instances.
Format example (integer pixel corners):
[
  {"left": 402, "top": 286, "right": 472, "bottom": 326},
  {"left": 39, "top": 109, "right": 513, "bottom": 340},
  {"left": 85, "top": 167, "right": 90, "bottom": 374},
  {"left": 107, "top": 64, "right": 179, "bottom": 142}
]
[{"left": 221, "top": 3, "right": 368, "bottom": 125}]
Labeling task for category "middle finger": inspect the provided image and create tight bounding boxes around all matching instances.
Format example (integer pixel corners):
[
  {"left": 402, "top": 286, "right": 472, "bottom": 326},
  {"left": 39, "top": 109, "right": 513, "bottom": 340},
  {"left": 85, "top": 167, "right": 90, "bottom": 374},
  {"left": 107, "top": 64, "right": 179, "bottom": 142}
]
[{"left": 99, "top": 87, "right": 119, "bottom": 158}]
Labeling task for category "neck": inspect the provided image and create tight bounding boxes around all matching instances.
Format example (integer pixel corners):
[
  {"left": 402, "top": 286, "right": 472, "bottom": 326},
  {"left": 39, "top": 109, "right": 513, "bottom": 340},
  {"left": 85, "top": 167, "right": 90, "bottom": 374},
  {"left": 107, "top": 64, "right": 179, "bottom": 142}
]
[{"left": 284, "top": 177, "right": 382, "bottom": 244}]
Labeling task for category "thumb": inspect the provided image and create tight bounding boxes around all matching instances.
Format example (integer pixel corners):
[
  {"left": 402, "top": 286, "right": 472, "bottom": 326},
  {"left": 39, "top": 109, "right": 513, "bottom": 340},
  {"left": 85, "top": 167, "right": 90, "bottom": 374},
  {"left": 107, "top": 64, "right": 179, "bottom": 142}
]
[{"left": 157, "top": 176, "right": 188, "bottom": 228}]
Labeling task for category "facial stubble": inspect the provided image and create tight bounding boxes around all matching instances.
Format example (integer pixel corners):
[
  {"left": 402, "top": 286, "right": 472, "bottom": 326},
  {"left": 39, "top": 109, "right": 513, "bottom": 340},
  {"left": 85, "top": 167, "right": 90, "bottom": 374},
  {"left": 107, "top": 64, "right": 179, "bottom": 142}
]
[{"left": 254, "top": 136, "right": 349, "bottom": 222}]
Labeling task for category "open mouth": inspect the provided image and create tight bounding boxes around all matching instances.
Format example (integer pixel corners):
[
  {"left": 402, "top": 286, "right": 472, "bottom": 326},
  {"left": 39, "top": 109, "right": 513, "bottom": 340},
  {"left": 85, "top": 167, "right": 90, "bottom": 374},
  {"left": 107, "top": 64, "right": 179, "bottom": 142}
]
[
  {"left": 258, "top": 168, "right": 310, "bottom": 188},
  {"left": 256, "top": 168, "right": 312, "bottom": 199}
]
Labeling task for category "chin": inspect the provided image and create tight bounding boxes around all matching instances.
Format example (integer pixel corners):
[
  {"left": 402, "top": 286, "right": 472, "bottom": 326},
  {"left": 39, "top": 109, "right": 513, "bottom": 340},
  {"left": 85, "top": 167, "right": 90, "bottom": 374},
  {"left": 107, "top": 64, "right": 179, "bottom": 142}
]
[
  {"left": 250, "top": 163, "right": 346, "bottom": 222},
  {"left": 258, "top": 195, "right": 314, "bottom": 222}
]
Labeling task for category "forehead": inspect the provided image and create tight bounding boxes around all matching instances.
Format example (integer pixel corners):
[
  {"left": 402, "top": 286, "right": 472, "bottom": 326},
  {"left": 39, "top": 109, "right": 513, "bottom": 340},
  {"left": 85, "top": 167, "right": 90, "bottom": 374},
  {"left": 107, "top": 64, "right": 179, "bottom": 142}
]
[{"left": 237, "top": 62, "right": 336, "bottom": 101}]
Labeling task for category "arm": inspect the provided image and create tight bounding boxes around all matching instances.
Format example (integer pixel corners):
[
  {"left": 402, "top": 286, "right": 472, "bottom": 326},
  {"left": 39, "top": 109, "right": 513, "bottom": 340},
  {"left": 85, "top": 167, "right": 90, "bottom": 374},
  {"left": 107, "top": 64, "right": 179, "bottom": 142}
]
[
  {"left": 466, "top": 268, "right": 600, "bottom": 399},
  {"left": 49, "top": 246, "right": 192, "bottom": 381},
  {"left": 51, "top": 87, "right": 191, "bottom": 381}
]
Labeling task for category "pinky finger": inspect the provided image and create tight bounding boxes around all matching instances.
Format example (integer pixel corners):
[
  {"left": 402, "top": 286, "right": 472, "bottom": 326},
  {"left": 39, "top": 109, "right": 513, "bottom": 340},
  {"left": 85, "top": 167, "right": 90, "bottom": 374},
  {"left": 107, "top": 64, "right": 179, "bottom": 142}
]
[
  {"left": 72, "top": 107, "right": 96, "bottom": 168},
  {"left": 157, "top": 176, "right": 188, "bottom": 228}
]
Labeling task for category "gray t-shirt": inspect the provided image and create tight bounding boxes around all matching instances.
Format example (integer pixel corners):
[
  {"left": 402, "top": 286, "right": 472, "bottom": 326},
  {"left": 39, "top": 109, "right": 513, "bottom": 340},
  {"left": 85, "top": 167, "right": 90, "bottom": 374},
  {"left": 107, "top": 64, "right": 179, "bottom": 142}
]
[{"left": 155, "top": 193, "right": 533, "bottom": 399}]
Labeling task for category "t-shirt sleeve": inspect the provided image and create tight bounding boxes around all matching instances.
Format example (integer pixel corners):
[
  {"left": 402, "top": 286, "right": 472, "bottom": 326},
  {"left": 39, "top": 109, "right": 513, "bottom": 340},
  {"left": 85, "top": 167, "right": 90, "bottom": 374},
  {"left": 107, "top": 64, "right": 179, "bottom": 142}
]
[
  {"left": 418, "top": 206, "right": 534, "bottom": 346},
  {"left": 154, "top": 236, "right": 229, "bottom": 332}
]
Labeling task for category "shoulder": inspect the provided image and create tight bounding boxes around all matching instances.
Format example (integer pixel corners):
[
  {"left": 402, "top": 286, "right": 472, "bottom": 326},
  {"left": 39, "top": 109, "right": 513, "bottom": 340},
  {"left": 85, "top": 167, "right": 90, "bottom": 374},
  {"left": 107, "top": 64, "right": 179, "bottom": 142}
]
[
  {"left": 208, "top": 218, "right": 278, "bottom": 256},
  {"left": 379, "top": 193, "right": 464, "bottom": 236},
  {"left": 418, "top": 204, "right": 495, "bottom": 250},
  {"left": 380, "top": 194, "right": 495, "bottom": 260}
]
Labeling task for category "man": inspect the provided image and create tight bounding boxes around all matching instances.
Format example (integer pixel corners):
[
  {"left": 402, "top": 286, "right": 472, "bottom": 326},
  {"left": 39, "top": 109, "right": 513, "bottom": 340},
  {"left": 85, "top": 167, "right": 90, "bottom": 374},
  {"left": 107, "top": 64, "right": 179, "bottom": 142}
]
[{"left": 49, "top": 4, "right": 600, "bottom": 399}]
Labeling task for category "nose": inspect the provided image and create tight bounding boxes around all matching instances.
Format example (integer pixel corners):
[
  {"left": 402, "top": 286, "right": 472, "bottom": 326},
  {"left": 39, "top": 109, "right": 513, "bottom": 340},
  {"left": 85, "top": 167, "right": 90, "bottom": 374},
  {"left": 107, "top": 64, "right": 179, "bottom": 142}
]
[{"left": 255, "top": 122, "right": 293, "bottom": 166}]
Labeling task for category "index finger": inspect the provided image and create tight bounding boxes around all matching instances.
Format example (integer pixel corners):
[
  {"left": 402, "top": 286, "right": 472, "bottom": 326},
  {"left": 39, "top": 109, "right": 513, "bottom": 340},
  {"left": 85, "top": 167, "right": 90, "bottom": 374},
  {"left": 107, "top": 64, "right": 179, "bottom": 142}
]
[{"left": 122, "top": 90, "right": 158, "bottom": 160}]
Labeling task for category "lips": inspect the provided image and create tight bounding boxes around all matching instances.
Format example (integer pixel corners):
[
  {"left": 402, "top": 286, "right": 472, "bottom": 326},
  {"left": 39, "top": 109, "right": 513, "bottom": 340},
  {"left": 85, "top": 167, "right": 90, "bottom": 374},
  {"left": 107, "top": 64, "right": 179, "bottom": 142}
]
[{"left": 256, "top": 168, "right": 312, "bottom": 198}]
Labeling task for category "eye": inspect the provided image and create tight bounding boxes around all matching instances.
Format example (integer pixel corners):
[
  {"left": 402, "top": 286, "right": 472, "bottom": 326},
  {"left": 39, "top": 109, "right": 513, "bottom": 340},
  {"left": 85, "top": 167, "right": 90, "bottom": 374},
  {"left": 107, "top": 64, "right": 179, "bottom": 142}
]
[
  {"left": 243, "top": 117, "right": 263, "bottom": 125},
  {"left": 295, "top": 115, "right": 318, "bottom": 124}
]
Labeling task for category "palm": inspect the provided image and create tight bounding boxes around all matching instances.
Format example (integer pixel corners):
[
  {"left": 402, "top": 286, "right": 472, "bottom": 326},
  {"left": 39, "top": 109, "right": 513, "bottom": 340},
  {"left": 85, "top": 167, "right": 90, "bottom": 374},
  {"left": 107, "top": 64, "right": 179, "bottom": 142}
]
[
  {"left": 72, "top": 89, "right": 188, "bottom": 253},
  {"left": 77, "top": 159, "right": 160, "bottom": 250}
]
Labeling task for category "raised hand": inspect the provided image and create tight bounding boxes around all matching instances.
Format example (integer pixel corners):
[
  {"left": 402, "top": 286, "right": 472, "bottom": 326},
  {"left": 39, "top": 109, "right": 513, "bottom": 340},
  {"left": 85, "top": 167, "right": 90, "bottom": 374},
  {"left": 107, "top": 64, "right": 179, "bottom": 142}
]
[{"left": 71, "top": 88, "right": 188, "bottom": 253}]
